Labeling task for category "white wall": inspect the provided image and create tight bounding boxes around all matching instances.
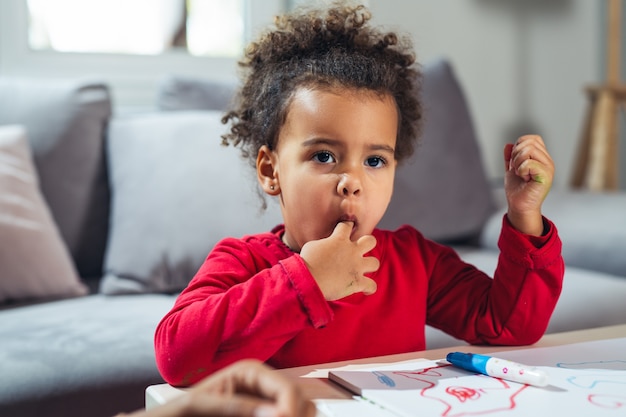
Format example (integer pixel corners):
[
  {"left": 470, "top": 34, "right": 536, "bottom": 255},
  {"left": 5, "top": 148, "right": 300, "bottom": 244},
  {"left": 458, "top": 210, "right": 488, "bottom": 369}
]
[{"left": 370, "top": 0, "right": 602, "bottom": 190}]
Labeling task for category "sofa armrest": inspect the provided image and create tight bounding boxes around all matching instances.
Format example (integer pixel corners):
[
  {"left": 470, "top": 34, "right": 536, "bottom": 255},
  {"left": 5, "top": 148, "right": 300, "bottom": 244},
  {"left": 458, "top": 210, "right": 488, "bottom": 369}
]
[{"left": 480, "top": 189, "right": 626, "bottom": 278}]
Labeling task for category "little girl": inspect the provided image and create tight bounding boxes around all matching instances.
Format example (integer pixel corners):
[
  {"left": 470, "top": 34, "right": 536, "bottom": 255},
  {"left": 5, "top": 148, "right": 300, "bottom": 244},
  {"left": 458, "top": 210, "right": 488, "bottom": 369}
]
[{"left": 155, "top": 2, "right": 564, "bottom": 387}]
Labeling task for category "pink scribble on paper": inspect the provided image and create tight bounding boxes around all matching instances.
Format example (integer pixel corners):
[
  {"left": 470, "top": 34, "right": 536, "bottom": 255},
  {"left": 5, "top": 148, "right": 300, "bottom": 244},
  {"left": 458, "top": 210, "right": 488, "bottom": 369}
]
[
  {"left": 393, "top": 365, "right": 528, "bottom": 416},
  {"left": 589, "top": 394, "right": 626, "bottom": 409}
]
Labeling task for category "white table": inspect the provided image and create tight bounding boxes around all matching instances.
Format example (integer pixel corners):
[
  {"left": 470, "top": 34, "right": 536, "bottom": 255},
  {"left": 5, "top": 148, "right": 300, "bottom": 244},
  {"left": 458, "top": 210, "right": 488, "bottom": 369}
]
[{"left": 145, "top": 324, "right": 626, "bottom": 409}]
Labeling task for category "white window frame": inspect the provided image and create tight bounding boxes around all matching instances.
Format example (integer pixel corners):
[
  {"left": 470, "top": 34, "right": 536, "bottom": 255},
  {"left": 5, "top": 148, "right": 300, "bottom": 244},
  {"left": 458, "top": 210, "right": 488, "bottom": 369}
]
[{"left": 0, "top": 0, "right": 287, "bottom": 110}]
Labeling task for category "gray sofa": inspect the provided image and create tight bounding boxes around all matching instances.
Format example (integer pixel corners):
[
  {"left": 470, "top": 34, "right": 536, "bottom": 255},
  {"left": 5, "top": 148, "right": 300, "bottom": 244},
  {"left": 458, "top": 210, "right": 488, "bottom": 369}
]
[{"left": 1, "top": 58, "right": 625, "bottom": 417}]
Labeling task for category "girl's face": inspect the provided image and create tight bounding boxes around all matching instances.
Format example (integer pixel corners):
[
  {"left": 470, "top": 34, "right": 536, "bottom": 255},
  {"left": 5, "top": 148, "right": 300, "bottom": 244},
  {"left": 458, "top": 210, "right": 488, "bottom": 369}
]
[{"left": 257, "top": 87, "right": 398, "bottom": 252}]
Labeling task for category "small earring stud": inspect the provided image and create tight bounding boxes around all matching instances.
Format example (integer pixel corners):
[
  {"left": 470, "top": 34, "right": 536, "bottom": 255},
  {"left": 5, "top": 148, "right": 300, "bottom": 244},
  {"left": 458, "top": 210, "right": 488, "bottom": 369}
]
[{"left": 270, "top": 185, "right": 275, "bottom": 191}]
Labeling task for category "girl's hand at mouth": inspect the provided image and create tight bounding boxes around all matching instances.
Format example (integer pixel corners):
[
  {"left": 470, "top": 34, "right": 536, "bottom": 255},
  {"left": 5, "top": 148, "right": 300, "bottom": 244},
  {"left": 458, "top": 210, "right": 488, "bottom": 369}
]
[{"left": 299, "top": 221, "right": 379, "bottom": 301}]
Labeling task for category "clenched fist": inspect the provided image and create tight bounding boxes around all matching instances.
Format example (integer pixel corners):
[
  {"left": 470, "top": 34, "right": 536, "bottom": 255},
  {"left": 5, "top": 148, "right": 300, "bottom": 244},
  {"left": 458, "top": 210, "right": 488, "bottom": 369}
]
[{"left": 504, "top": 134, "right": 554, "bottom": 236}]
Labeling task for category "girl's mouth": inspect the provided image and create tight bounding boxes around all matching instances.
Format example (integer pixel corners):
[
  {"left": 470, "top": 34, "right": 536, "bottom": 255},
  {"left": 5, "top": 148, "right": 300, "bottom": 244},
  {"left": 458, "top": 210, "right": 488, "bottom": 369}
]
[
  {"left": 336, "top": 215, "right": 358, "bottom": 238},
  {"left": 338, "top": 214, "right": 357, "bottom": 226}
]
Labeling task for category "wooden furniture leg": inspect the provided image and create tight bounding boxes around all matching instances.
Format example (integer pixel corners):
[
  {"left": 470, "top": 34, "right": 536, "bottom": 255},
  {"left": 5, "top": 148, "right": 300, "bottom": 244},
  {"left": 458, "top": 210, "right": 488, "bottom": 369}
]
[{"left": 570, "top": 0, "right": 624, "bottom": 191}]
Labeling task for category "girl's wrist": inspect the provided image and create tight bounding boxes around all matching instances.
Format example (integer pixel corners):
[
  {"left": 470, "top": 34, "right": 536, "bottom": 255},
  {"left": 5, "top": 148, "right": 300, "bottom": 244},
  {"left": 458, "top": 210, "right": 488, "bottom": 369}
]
[{"left": 507, "top": 210, "right": 544, "bottom": 236}]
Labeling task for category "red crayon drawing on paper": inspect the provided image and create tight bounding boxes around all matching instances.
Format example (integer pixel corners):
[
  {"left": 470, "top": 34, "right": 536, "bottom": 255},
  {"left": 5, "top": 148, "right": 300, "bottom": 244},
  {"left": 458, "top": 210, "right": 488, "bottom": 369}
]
[
  {"left": 324, "top": 339, "right": 626, "bottom": 417},
  {"left": 392, "top": 365, "right": 529, "bottom": 416}
]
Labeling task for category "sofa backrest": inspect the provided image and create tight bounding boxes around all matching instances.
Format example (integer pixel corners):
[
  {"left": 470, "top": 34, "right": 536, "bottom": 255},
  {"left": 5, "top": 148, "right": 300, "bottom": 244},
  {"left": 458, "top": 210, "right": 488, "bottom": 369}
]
[
  {"left": 0, "top": 78, "right": 112, "bottom": 282},
  {"left": 0, "top": 57, "right": 497, "bottom": 296},
  {"left": 379, "top": 58, "right": 495, "bottom": 242}
]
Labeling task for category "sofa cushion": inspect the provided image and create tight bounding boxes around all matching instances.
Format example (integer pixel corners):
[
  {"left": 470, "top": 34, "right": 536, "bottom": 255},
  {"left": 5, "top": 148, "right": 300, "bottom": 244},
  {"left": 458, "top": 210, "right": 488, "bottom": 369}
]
[
  {"left": 378, "top": 58, "right": 496, "bottom": 242},
  {"left": 0, "top": 125, "right": 87, "bottom": 303},
  {"left": 0, "top": 78, "right": 112, "bottom": 280},
  {"left": 157, "top": 75, "right": 237, "bottom": 111},
  {"left": 101, "top": 111, "right": 283, "bottom": 295},
  {"left": 0, "top": 294, "right": 176, "bottom": 417},
  {"left": 480, "top": 189, "right": 626, "bottom": 278}
]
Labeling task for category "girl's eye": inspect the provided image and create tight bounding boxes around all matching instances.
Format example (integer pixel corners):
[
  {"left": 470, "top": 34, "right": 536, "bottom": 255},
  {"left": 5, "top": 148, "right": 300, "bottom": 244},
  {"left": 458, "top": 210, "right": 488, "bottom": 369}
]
[
  {"left": 366, "top": 156, "right": 386, "bottom": 168},
  {"left": 313, "top": 151, "right": 335, "bottom": 164}
]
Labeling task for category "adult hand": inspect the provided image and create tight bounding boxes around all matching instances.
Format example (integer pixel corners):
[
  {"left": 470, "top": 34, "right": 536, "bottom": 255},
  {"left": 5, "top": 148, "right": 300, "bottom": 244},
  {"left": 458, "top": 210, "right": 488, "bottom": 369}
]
[
  {"left": 503, "top": 134, "right": 554, "bottom": 236},
  {"left": 299, "top": 221, "right": 379, "bottom": 301},
  {"left": 117, "top": 360, "right": 316, "bottom": 417}
]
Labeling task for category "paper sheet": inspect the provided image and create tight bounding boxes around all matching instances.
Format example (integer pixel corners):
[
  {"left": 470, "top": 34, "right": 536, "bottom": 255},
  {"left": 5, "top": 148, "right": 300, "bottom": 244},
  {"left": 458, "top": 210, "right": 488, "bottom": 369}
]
[
  {"left": 302, "top": 358, "right": 430, "bottom": 378},
  {"left": 316, "top": 337, "right": 626, "bottom": 417}
]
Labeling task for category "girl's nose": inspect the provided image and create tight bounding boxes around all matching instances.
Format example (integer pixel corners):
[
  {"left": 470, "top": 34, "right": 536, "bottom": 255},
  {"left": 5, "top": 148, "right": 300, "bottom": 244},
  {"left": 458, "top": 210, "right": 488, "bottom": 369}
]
[{"left": 337, "top": 173, "right": 362, "bottom": 197}]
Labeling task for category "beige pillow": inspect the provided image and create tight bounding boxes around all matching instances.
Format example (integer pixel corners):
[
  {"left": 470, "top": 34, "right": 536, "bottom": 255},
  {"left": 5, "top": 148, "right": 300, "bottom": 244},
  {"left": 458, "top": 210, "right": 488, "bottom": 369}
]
[{"left": 0, "top": 125, "right": 87, "bottom": 303}]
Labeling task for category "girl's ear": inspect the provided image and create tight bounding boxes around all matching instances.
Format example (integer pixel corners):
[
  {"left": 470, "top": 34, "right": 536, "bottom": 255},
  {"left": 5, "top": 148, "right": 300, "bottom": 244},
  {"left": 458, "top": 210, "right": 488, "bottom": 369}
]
[{"left": 256, "top": 145, "right": 281, "bottom": 195}]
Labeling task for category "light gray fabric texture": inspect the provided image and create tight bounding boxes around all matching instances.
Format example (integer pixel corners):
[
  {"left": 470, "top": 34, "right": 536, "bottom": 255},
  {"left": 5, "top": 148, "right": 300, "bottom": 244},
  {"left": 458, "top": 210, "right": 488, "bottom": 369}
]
[
  {"left": 101, "top": 111, "right": 283, "bottom": 295},
  {"left": 0, "top": 78, "right": 112, "bottom": 279},
  {"left": 0, "top": 125, "right": 87, "bottom": 302},
  {"left": 0, "top": 294, "right": 176, "bottom": 417},
  {"left": 379, "top": 58, "right": 496, "bottom": 242},
  {"left": 157, "top": 75, "right": 237, "bottom": 111},
  {"left": 480, "top": 189, "right": 626, "bottom": 278}
]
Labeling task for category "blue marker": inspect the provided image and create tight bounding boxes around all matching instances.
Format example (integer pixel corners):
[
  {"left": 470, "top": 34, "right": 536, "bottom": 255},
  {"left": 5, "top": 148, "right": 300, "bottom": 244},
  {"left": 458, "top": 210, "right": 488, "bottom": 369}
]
[{"left": 446, "top": 352, "right": 549, "bottom": 387}]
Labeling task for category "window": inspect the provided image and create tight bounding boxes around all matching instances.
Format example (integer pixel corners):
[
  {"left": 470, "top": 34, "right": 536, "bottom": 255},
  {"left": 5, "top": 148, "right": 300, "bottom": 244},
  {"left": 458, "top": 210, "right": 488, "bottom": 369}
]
[
  {"left": 27, "top": 0, "right": 244, "bottom": 57},
  {"left": 0, "top": 0, "right": 287, "bottom": 109}
]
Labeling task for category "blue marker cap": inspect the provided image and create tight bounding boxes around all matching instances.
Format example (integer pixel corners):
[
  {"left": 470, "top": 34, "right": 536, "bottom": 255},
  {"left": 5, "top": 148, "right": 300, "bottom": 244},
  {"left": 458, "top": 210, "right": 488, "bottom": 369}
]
[{"left": 446, "top": 352, "right": 489, "bottom": 374}]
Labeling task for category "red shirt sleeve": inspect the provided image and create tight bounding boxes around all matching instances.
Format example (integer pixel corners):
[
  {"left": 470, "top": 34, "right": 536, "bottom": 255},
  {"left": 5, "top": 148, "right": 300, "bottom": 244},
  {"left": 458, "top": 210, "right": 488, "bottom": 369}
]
[
  {"left": 154, "top": 235, "right": 332, "bottom": 386},
  {"left": 426, "top": 214, "right": 564, "bottom": 346}
]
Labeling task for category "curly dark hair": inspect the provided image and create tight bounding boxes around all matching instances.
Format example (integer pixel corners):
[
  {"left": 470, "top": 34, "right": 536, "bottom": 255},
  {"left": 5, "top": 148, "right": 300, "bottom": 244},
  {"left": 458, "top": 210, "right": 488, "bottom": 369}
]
[{"left": 221, "top": 2, "right": 422, "bottom": 167}]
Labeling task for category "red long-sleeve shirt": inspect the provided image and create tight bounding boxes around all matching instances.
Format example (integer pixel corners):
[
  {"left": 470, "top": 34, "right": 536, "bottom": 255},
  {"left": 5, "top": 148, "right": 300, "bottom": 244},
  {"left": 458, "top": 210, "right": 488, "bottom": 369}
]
[{"left": 155, "top": 216, "right": 563, "bottom": 386}]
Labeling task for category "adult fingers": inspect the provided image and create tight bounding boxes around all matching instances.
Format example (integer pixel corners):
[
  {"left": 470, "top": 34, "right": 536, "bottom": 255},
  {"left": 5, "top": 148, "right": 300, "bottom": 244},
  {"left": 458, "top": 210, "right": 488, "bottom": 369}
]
[
  {"left": 251, "top": 369, "right": 315, "bottom": 417},
  {"left": 232, "top": 361, "right": 315, "bottom": 417},
  {"left": 193, "top": 360, "right": 314, "bottom": 417},
  {"left": 122, "top": 391, "right": 269, "bottom": 417},
  {"left": 185, "top": 393, "right": 271, "bottom": 417}
]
